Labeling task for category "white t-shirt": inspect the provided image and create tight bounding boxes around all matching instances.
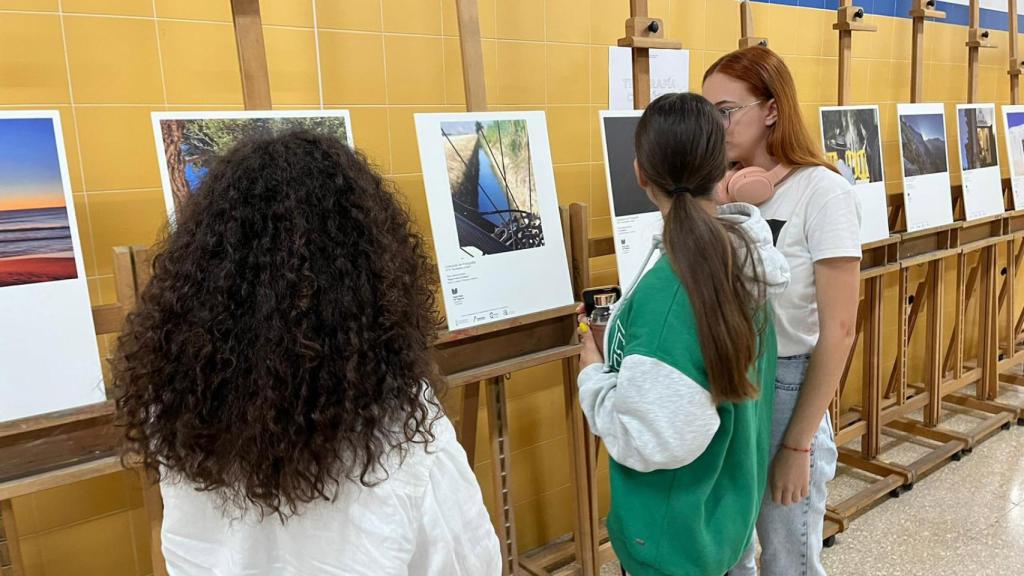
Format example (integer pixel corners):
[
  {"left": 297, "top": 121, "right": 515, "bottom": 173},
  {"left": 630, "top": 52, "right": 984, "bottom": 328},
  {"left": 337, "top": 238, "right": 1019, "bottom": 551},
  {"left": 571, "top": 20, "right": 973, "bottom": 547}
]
[
  {"left": 160, "top": 413, "right": 501, "bottom": 576},
  {"left": 757, "top": 166, "right": 862, "bottom": 357}
]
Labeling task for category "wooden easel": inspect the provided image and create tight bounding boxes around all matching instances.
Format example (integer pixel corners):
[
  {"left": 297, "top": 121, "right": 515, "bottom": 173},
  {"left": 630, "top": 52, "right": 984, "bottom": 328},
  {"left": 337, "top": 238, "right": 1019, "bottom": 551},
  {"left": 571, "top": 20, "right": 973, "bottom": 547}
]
[
  {"left": 231, "top": 0, "right": 272, "bottom": 110},
  {"left": 1012, "top": 0, "right": 1023, "bottom": 104},
  {"left": 881, "top": 0, "right": 1010, "bottom": 459},
  {"left": 996, "top": 0, "right": 1024, "bottom": 415},
  {"left": 446, "top": 3, "right": 602, "bottom": 575},
  {"left": 931, "top": 0, "right": 1019, "bottom": 428},
  {"left": 821, "top": 2, "right": 907, "bottom": 544},
  {"left": 516, "top": 4, "right": 683, "bottom": 574},
  {"left": 1, "top": 3, "right": 274, "bottom": 574},
  {"left": 871, "top": 0, "right": 1009, "bottom": 485},
  {"left": 738, "top": 0, "right": 767, "bottom": 49},
  {"left": 0, "top": 246, "right": 157, "bottom": 576},
  {"left": 825, "top": 0, "right": 1019, "bottom": 542},
  {"left": 935, "top": 2, "right": 1023, "bottom": 427},
  {"left": 829, "top": 0, "right": 877, "bottom": 443}
]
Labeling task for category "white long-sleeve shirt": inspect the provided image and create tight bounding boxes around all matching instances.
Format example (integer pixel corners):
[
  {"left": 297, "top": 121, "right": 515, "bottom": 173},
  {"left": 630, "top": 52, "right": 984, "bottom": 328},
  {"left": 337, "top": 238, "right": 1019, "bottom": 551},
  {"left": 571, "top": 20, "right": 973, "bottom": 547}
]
[{"left": 160, "top": 414, "right": 501, "bottom": 576}]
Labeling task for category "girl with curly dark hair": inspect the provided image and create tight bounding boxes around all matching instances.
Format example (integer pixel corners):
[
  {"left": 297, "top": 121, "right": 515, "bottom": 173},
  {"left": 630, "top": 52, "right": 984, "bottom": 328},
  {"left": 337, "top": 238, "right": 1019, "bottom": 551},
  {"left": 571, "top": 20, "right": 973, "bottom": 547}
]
[{"left": 113, "top": 130, "right": 500, "bottom": 575}]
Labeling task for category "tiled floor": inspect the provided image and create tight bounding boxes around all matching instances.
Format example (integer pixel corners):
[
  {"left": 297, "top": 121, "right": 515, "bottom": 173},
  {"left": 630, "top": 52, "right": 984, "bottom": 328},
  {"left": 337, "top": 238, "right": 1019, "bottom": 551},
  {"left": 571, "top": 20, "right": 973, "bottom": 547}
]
[
  {"left": 821, "top": 418, "right": 1024, "bottom": 576},
  {"left": 598, "top": 390, "right": 1024, "bottom": 576}
]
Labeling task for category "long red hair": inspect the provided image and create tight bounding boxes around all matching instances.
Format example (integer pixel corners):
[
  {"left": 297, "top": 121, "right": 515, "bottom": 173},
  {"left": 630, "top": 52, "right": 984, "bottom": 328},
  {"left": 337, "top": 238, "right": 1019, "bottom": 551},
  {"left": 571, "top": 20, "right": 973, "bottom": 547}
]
[{"left": 704, "top": 46, "right": 836, "bottom": 173}]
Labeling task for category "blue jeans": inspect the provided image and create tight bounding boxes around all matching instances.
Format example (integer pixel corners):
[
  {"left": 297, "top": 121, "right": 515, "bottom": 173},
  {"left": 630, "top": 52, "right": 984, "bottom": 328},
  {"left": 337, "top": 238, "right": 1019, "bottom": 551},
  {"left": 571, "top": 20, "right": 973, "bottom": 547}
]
[{"left": 729, "top": 355, "right": 838, "bottom": 576}]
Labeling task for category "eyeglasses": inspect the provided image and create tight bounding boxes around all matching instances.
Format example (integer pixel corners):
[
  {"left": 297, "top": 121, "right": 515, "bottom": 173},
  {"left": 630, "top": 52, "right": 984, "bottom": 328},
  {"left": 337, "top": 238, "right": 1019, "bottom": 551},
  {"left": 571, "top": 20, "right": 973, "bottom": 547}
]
[{"left": 718, "top": 100, "right": 763, "bottom": 128}]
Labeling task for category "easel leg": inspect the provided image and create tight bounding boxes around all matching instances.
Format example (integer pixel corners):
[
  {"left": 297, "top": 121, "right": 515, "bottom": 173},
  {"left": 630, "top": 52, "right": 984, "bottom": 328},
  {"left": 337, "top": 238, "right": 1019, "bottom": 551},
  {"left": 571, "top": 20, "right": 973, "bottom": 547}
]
[
  {"left": 563, "top": 356, "right": 597, "bottom": 575},
  {"left": 945, "top": 253, "right": 969, "bottom": 379},
  {"left": 461, "top": 382, "right": 481, "bottom": 466},
  {"left": 926, "top": 260, "right": 945, "bottom": 427},
  {"left": 1, "top": 500, "right": 25, "bottom": 576},
  {"left": 137, "top": 470, "right": 168, "bottom": 576},
  {"left": 631, "top": 48, "right": 650, "bottom": 108},
  {"left": 1001, "top": 239, "right": 1018, "bottom": 361},
  {"left": 864, "top": 276, "right": 883, "bottom": 459},
  {"left": 892, "top": 267, "right": 911, "bottom": 405},
  {"left": 486, "top": 376, "right": 519, "bottom": 576},
  {"left": 980, "top": 246, "right": 998, "bottom": 400}
]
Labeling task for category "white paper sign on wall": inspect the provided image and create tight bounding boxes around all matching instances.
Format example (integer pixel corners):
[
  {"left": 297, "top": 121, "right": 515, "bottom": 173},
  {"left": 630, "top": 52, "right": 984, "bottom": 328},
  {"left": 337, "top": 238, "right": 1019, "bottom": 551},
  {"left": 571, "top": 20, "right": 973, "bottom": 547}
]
[{"left": 608, "top": 47, "right": 690, "bottom": 110}]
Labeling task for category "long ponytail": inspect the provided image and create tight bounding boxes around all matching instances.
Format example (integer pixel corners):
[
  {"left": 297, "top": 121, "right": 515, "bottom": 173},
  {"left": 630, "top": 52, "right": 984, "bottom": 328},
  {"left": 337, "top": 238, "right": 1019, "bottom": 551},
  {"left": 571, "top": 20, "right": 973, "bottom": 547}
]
[{"left": 636, "top": 93, "right": 766, "bottom": 403}]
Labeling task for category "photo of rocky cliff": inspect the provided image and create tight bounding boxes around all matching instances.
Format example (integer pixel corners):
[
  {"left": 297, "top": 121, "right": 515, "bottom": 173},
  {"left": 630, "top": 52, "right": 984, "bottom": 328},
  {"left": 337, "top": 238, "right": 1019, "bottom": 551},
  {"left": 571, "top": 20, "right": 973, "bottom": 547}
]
[{"left": 900, "top": 113, "right": 948, "bottom": 177}]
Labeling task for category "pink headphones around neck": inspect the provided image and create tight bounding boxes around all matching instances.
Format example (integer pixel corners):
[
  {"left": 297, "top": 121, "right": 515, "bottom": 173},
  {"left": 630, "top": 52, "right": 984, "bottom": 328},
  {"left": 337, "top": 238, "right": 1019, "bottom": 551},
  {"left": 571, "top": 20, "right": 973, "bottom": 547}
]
[{"left": 714, "top": 164, "right": 792, "bottom": 206}]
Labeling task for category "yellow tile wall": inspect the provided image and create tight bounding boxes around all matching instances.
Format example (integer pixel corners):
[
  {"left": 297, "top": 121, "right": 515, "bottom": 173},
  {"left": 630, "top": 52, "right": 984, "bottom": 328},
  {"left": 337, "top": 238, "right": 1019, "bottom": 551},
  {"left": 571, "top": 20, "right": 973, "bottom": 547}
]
[{"left": 2, "top": 1, "right": 1023, "bottom": 572}]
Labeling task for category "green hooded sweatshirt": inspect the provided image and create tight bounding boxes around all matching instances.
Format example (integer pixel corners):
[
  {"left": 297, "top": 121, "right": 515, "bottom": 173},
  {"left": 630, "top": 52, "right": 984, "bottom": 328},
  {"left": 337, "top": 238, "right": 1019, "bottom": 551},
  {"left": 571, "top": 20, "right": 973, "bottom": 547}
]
[{"left": 578, "top": 203, "right": 788, "bottom": 576}]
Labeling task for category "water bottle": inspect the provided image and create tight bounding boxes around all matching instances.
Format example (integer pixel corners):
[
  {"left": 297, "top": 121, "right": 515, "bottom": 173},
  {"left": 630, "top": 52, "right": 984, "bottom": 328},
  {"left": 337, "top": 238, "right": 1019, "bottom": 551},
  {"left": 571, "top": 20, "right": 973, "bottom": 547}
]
[{"left": 590, "top": 292, "right": 617, "bottom": 358}]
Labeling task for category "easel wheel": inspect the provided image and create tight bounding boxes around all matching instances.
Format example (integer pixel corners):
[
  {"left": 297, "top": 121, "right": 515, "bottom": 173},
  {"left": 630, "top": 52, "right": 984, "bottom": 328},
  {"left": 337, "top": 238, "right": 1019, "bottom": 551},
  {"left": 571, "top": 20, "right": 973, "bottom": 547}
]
[
  {"left": 890, "top": 486, "right": 907, "bottom": 498},
  {"left": 823, "top": 535, "right": 837, "bottom": 548},
  {"left": 1001, "top": 421, "right": 1013, "bottom": 431},
  {"left": 1016, "top": 417, "right": 1024, "bottom": 426},
  {"left": 952, "top": 450, "right": 964, "bottom": 462}
]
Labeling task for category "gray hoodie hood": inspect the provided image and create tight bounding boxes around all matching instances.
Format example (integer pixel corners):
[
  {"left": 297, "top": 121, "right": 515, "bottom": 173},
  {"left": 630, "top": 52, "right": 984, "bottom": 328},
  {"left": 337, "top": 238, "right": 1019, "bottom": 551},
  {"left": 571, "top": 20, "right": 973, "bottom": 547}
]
[
  {"left": 620, "top": 202, "right": 790, "bottom": 301},
  {"left": 716, "top": 202, "right": 790, "bottom": 296}
]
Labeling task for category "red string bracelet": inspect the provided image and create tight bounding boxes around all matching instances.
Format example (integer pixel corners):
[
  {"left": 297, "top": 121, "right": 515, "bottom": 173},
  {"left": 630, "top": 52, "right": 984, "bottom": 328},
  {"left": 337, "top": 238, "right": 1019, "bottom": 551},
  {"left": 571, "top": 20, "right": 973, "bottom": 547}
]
[{"left": 782, "top": 443, "right": 811, "bottom": 454}]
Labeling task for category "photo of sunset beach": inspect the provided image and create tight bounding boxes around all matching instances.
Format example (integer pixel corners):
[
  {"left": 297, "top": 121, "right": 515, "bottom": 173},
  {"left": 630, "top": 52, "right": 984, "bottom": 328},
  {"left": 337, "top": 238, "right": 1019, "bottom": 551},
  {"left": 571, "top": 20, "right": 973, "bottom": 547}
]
[{"left": 0, "top": 117, "right": 78, "bottom": 288}]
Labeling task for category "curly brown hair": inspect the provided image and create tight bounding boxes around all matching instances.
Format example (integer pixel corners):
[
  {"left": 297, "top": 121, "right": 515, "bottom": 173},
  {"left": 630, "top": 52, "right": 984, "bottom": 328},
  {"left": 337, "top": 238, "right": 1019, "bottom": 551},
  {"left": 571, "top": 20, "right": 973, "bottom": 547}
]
[{"left": 113, "top": 130, "right": 442, "bottom": 519}]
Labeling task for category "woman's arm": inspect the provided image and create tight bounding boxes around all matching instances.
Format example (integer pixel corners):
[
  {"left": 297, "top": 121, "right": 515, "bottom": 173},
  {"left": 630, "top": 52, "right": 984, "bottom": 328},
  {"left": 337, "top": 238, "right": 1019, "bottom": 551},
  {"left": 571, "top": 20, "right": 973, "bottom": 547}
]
[
  {"left": 786, "top": 257, "right": 859, "bottom": 446},
  {"left": 577, "top": 357, "right": 721, "bottom": 473},
  {"left": 770, "top": 257, "right": 859, "bottom": 505}
]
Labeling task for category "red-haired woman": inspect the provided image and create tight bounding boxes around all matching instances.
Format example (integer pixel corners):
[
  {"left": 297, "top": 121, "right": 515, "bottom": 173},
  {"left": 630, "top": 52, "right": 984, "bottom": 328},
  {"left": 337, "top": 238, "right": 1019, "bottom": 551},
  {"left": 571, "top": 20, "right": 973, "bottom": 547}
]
[{"left": 703, "top": 47, "right": 861, "bottom": 576}]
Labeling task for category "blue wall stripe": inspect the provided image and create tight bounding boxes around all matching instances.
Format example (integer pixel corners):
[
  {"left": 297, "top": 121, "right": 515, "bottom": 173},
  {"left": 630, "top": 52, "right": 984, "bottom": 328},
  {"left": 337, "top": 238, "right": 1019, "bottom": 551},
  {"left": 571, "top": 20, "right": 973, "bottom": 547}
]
[{"left": 751, "top": 0, "right": 1024, "bottom": 32}]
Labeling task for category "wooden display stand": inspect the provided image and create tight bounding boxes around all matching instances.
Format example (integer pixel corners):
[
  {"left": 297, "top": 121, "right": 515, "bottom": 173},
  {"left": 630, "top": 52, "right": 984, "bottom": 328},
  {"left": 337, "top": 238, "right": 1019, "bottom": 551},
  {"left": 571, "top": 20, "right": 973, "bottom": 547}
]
[
  {"left": 0, "top": 2, "right": 271, "bottom": 575},
  {"left": 0, "top": 246, "right": 160, "bottom": 576},
  {"left": 998, "top": 211, "right": 1024, "bottom": 393},
  {"left": 821, "top": 4, "right": 894, "bottom": 545},
  {"left": 997, "top": 0, "right": 1024, "bottom": 415},
  {"left": 516, "top": 4, "right": 684, "bottom": 574},
  {"left": 965, "top": 2, "right": 995, "bottom": 103},
  {"left": 445, "top": 3, "right": 601, "bottom": 575},
  {"left": 934, "top": 0, "right": 1018, "bottom": 427},
  {"left": 883, "top": 222, "right": 1011, "bottom": 448},
  {"left": 436, "top": 305, "right": 584, "bottom": 576},
  {"left": 824, "top": 0, "right": 1018, "bottom": 543},
  {"left": 824, "top": 236, "right": 908, "bottom": 540}
]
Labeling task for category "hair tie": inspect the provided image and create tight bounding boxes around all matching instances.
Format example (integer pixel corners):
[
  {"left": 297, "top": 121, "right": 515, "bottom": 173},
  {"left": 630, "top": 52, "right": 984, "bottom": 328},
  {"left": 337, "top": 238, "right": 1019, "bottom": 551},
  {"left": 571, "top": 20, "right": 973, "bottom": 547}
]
[{"left": 669, "top": 185, "right": 692, "bottom": 196}]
